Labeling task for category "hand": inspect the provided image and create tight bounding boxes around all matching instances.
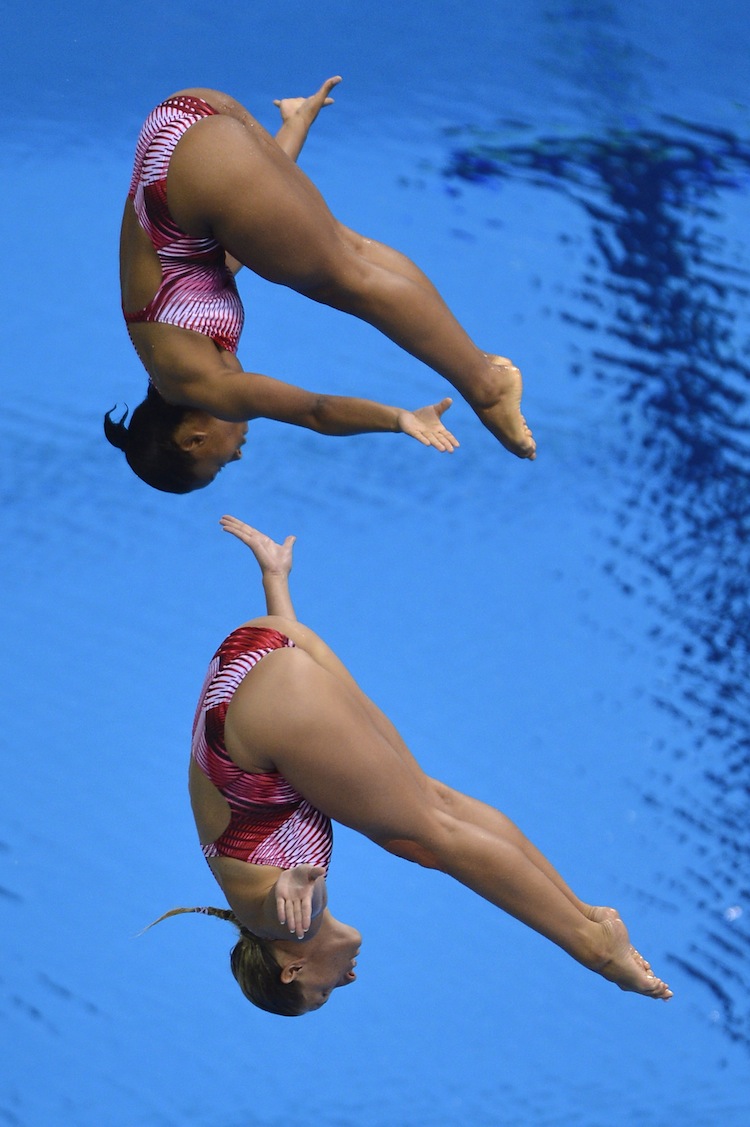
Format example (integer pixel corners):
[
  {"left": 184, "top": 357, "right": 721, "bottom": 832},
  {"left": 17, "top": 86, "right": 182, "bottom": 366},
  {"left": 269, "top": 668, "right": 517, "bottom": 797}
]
[
  {"left": 274, "top": 75, "right": 342, "bottom": 125},
  {"left": 219, "top": 515, "right": 295, "bottom": 578},
  {"left": 396, "top": 397, "right": 459, "bottom": 452},
  {"left": 275, "top": 865, "right": 327, "bottom": 939}
]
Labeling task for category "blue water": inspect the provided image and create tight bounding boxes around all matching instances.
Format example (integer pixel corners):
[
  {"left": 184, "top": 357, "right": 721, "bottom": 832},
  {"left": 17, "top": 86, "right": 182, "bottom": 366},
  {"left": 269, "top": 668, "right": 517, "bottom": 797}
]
[{"left": 2, "top": 2, "right": 749, "bottom": 1124}]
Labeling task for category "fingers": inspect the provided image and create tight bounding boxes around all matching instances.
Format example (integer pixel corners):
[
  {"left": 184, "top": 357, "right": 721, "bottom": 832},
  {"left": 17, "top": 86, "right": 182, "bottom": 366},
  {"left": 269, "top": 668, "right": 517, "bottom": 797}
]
[
  {"left": 314, "top": 76, "right": 342, "bottom": 110},
  {"left": 219, "top": 516, "right": 262, "bottom": 549},
  {"left": 427, "top": 430, "right": 459, "bottom": 452},
  {"left": 219, "top": 517, "right": 296, "bottom": 571},
  {"left": 277, "top": 895, "right": 301, "bottom": 938},
  {"left": 417, "top": 429, "right": 459, "bottom": 452},
  {"left": 277, "top": 78, "right": 341, "bottom": 112},
  {"left": 276, "top": 895, "right": 310, "bottom": 940},
  {"left": 320, "top": 75, "right": 342, "bottom": 97},
  {"left": 431, "top": 401, "right": 459, "bottom": 452},
  {"left": 426, "top": 408, "right": 459, "bottom": 452},
  {"left": 404, "top": 400, "right": 460, "bottom": 452},
  {"left": 426, "top": 400, "right": 458, "bottom": 452},
  {"left": 219, "top": 513, "right": 254, "bottom": 542}
]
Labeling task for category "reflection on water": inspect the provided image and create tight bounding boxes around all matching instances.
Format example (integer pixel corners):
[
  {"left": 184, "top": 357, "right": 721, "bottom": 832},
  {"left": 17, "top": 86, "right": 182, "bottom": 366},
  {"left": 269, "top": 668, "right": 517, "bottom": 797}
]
[{"left": 441, "top": 117, "right": 750, "bottom": 1047}]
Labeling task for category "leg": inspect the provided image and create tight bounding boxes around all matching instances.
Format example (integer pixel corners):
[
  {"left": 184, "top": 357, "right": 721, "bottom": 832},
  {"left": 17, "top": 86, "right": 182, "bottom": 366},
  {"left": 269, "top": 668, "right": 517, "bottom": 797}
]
[
  {"left": 225, "top": 648, "right": 671, "bottom": 998},
  {"left": 167, "top": 112, "right": 535, "bottom": 458},
  {"left": 337, "top": 224, "right": 453, "bottom": 300},
  {"left": 322, "top": 656, "right": 599, "bottom": 916}
]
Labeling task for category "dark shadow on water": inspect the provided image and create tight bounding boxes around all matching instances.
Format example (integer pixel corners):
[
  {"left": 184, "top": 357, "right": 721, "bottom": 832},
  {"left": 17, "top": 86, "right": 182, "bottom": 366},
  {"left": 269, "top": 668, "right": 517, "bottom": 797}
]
[{"left": 439, "top": 117, "right": 750, "bottom": 1047}]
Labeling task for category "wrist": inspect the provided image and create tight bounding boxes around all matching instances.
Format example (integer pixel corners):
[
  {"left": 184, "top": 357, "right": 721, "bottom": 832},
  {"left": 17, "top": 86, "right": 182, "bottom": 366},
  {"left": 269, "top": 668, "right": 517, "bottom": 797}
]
[{"left": 262, "top": 571, "right": 290, "bottom": 586}]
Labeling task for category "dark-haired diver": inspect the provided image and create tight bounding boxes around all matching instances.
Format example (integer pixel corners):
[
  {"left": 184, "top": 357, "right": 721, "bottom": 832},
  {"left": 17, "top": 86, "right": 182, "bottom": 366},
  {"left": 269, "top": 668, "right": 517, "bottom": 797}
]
[
  {"left": 109, "top": 77, "right": 535, "bottom": 493},
  {"left": 151, "top": 516, "right": 672, "bottom": 1016}
]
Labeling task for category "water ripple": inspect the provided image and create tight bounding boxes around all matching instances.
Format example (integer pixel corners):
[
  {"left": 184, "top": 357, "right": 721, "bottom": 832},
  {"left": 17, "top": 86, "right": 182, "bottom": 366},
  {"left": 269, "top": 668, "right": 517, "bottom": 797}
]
[{"left": 440, "top": 115, "right": 750, "bottom": 1048}]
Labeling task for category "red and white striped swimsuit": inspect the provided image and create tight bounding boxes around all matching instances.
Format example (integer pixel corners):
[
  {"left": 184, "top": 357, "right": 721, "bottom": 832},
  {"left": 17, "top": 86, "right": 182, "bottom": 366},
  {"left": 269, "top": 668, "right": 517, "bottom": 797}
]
[
  {"left": 124, "top": 95, "right": 245, "bottom": 353},
  {"left": 192, "top": 625, "right": 333, "bottom": 872}
]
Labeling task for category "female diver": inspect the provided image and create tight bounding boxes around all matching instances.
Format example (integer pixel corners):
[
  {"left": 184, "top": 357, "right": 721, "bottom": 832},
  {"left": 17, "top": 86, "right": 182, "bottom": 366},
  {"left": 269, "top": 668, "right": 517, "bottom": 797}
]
[
  {"left": 108, "top": 77, "right": 535, "bottom": 493},
  {"left": 152, "top": 515, "right": 673, "bottom": 1015}
]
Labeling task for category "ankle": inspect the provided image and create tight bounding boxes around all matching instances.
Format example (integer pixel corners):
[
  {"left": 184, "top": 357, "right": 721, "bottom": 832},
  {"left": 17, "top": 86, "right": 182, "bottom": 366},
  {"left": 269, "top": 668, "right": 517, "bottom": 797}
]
[
  {"left": 571, "top": 919, "right": 611, "bottom": 970},
  {"left": 465, "top": 363, "right": 506, "bottom": 409}
]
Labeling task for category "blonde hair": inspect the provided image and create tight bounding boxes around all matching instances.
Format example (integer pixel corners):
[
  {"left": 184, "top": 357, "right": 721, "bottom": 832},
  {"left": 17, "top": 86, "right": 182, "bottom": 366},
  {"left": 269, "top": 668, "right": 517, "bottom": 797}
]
[{"left": 142, "top": 906, "right": 306, "bottom": 1017}]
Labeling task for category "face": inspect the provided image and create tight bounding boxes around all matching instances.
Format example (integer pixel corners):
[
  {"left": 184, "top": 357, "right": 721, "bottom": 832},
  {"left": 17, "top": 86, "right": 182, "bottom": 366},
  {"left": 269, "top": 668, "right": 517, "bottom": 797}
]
[
  {"left": 176, "top": 415, "right": 248, "bottom": 486},
  {"left": 297, "top": 922, "right": 362, "bottom": 1013}
]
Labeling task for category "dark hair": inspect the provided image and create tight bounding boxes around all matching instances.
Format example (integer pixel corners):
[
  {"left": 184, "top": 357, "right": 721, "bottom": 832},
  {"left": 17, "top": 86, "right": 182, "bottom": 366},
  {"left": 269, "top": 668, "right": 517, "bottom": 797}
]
[
  {"left": 143, "top": 906, "right": 306, "bottom": 1017},
  {"left": 103, "top": 385, "right": 202, "bottom": 494}
]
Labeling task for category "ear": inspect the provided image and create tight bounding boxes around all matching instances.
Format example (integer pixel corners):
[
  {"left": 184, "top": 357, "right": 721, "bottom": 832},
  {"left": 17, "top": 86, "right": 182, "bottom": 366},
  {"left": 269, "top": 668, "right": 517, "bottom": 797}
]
[
  {"left": 280, "top": 962, "right": 304, "bottom": 985},
  {"left": 175, "top": 430, "right": 208, "bottom": 452}
]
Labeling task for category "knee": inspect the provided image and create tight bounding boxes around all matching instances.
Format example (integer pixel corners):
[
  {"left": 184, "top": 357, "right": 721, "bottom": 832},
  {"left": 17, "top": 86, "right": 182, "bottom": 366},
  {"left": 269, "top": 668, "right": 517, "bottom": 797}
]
[
  {"left": 379, "top": 807, "right": 454, "bottom": 872},
  {"left": 297, "top": 251, "right": 373, "bottom": 311},
  {"left": 429, "top": 778, "right": 456, "bottom": 812},
  {"left": 382, "top": 837, "right": 442, "bottom": 870}
]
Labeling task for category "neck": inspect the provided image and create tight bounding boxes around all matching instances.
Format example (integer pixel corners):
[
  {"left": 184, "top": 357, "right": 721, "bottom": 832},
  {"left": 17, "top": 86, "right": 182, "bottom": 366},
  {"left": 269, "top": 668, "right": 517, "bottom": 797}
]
[{"left": 272, "top": 908, "right": 333, "bottom": 957}]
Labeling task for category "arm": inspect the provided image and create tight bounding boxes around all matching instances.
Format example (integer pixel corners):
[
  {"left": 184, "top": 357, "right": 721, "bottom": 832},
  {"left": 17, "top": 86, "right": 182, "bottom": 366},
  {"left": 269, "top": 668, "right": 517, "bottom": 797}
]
[
  {"left": 220, "top": 517, "right": 368, "bottom": 695},
  {"left": 226, "top": 864, "right": 328, "bottom": 941},
  {"left": 183, "top": 366, "right": 459, "bottom": 452},
  {"left": 273, "top": 76, "right": 342, "bottom": 161},
  {"left": 219, "top": 516, "right": 297, "bottom": 619}
]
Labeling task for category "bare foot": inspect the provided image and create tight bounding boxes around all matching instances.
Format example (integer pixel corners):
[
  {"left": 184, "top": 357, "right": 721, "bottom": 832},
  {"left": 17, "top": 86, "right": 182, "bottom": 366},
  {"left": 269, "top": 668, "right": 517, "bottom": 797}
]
[
  {"left": 590, "top": 915, "right": 673, "bottom": 1001},
  {"left": 469, "top": 355, "right": 537, "bottom": 460}
]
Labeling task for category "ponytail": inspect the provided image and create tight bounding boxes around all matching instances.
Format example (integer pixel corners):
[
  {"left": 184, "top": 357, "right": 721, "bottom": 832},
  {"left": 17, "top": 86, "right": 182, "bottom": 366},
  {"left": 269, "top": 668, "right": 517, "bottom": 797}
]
[
  {"left": 142, "top": 905, "right": 306, "bottom": 1017},
  {"left": 138, "top": 905, "right": 236, "bottom": 933}
]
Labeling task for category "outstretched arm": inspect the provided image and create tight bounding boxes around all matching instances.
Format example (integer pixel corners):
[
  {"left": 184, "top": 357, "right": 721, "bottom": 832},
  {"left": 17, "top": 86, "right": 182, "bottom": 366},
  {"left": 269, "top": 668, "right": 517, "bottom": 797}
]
[
  {"left": 274, "top": 76, "right": 341, "bottom": 161},
  {"left": 154, "top": 310, "right": 459, "bottom": 452},
  {"left": 220, "top": 516, "right": 297, "bottom": 618},
  {"left": 183, "top": 367, "right": 459, "bottom": 452}
]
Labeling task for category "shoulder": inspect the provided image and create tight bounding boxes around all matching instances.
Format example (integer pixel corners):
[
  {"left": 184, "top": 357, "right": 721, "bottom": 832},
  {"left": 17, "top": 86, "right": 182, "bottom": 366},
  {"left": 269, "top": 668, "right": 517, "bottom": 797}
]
[
  {"left": 143, "top": 332, "right": 243, "bottom": 407},
  {"left": 214, "top": 858, "right": 286, "bottom": 937}
]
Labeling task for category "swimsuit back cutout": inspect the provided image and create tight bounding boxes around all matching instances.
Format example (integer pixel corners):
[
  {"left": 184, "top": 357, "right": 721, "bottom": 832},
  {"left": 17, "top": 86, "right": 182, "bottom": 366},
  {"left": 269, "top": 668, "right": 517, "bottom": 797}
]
[
  {"left": 124, "top": 95, "right": 245, "bottom": 353},
  {"left": 192, "top": 625, "right": 333, "bottom": 871}
]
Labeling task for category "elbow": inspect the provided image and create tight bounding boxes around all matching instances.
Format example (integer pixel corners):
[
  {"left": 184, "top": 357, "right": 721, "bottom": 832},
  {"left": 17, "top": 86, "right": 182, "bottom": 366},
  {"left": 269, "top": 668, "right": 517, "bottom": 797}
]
[{"left": 307, "top": 394, "right": 335, "bottom": 434}]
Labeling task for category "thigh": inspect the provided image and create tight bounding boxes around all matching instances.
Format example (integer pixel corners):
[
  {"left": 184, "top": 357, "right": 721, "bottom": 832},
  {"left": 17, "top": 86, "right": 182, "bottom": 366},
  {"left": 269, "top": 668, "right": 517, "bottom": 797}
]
[
  {"left": 224, "top": 647, "right": 437, "bottom": 846},
  {"left": 253, "top": 616, "right": 433, "bottom": 787},
  {"left": 166, "top": 113, "right": 355, "bottom": 290}
]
